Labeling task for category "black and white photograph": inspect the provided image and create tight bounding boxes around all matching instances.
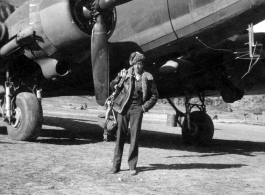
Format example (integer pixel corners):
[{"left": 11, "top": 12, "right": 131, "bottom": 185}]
[{"left": 0, "top": 0, "right": 265, "bottom": 194}]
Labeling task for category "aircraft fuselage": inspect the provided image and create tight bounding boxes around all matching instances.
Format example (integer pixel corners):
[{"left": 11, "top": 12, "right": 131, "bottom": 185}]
[
  {"left": 3, "top": 0, "right": 265, "bottom": 63},
  {"left": 110, "top": 0, "right": 265, "bottom": 60}
]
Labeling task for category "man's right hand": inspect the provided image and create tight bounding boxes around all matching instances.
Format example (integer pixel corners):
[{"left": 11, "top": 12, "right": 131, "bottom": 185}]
[{"left": 118, "top": 69, "right": 127, "bottom": 77}]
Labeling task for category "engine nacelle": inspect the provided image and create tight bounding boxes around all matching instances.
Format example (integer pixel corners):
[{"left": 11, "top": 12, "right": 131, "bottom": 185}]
[
  {"left": 35, "top": 58, "right": 69, "bottom": 80},
  {"left": 4, "top": 0, "right": 115, "bottom": 62},
  {"left": 38, "top": 0, "right": 92, "bottom": 57}
]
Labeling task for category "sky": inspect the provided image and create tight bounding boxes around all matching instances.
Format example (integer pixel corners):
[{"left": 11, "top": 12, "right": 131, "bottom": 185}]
[{"left": 254, "top": 20, "right": 265, "bottom": 32}]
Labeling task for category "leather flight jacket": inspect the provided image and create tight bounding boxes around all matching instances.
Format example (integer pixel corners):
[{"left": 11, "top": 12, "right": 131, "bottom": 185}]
[{"left": 110, "top": 67, "right": 159, "bottom": 113}]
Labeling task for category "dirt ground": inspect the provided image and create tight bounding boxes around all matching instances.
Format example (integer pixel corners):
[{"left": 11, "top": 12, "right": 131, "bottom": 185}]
[{"left": 0, "top": 98, "right": 265, "bottom": 195}]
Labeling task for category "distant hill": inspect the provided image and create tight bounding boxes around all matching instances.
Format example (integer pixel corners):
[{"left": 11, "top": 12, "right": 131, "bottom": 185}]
[
  {"left": 161, "top": 95, "right": 265, "bottom": 113},
  {"left": 155, "top": 95, "right": 265, "bottom": 120}
]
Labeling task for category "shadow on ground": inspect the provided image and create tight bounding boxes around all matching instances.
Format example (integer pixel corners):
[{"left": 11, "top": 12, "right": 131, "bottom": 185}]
[
  {"left": 0, "top": 126, "right": 7, "bottom": 135},
  {"left": 138, "top": 163, "right": 247, "bottom": 172},
  {"left": 38, "top": 116, "right": 104, "bottom": 145},
  {"left": 39, "top": 116, "right": 265, "bottom": 156},
  {"left": 1, "top": 116, "right": 264, "bottom": 156}
]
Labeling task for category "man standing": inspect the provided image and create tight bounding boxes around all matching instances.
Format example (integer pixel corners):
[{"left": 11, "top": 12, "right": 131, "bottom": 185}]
[{"left": 110, "top": 51, "right": 159, "bottom": 175}]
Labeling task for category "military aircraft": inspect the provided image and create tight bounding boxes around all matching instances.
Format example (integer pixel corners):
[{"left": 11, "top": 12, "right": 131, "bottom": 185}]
[{"left": 1, "top": 0, "right": 265, "bottom": 145}]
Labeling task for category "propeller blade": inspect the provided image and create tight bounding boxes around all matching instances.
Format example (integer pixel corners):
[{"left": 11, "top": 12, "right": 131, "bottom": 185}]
[
  {"left": 97, "top": 0, "right": 132, "bottom": 10},
  {"left": 91, "top": 15, "right": 109, "bottom": 106}
]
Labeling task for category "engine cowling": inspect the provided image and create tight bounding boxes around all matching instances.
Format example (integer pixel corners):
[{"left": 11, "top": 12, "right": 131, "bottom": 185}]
[{"left": 39, "top": 0, "right": 91, "bottom": 56}]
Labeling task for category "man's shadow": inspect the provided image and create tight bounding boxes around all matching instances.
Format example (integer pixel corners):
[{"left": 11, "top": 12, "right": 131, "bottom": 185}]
[{"left": 138, "top": 163, "right": 247, "bottom": 173}]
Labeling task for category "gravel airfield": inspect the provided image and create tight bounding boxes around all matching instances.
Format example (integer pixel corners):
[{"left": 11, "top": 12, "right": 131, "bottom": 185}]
[{"left": 0, "top": 97, "right": 265, "bottom": 195}]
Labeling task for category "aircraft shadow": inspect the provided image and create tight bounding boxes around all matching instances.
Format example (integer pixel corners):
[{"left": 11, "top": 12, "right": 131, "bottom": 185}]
[
  {"left": 0, "top": 126, "right": 7, "bottom": 135},
  {"left": 137, "top": 163, "right": 247, "bottom": 172},
  {"left": 1, "top": 116, "right": 264, "bottom": 154},
  {"left": 139, "top": 129, "right": 265, "bottom": 157},
  {"left": 37, "top": 116, "right": 104, "bottom": 145},
  {"left": 39, "top": 116, "right": 265, "bottom": 156}
]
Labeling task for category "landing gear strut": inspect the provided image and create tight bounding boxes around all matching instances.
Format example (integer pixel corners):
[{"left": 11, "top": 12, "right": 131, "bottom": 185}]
[
  {"left": 1, "top": 64, "right": 43, "bottom": 141},
  {"left": 167, "top": 92, "right": 214, "bottom": 146}
]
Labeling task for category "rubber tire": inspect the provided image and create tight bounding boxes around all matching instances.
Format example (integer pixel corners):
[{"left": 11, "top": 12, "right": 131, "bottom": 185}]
[
  {"left": 182, "top": 111, "right": 214, "bottom": 145},
  {"left": 7, "top": 92, "right": 43, "bottom": 141}
]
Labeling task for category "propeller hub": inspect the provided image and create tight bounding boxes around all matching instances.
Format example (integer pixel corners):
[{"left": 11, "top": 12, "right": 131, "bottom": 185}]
[
  {"left": 70, "top": 0, "right": 116, "bottom": 37},
  {"left": 82, "top": 6, "right": 94, "bottom": 20}
]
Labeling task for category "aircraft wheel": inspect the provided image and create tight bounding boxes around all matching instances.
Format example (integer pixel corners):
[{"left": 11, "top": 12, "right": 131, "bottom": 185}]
[
  {"left": 182, "top": 111, "right": 214, "bottom": 145},
  {"left": 7, "top": 92, "right": 43, "bottom": 141}
]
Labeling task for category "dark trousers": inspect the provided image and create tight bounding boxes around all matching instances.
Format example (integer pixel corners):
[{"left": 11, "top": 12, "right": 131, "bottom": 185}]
[{"left": 112, "top": 102, "right": 143, "bottom": 170}]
